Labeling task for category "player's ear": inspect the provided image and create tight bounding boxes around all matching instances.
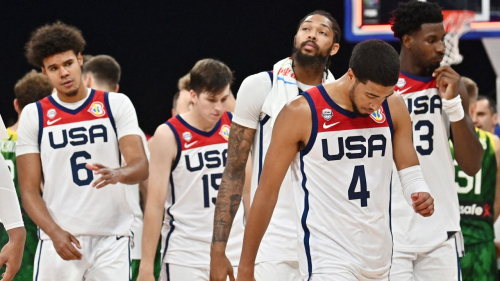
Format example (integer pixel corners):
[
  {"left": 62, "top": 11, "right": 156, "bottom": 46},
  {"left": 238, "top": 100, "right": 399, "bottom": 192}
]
[
  {"left": 493, "top": 113, "right": 498, "bottom": 125},
  {"left": 402, "top": 34, "right": 412, "bottom": 49},
  {"left": 115, "top": 84, "right": 120, "bottom": 92},
  {"left": 84, "top": 74, "right": 92, "bottom": 88},
  {"left": 77, "top": 53, "right": 83, "bottom": 66},
  {"left": 190, "top": 90, "right": 198, "bottom": 104},
  {"left": 13, "top": 99, "right": 20, "bottom": 114},
  {"left": 330, "top": 43, "right": 340, "bottom": 56}
]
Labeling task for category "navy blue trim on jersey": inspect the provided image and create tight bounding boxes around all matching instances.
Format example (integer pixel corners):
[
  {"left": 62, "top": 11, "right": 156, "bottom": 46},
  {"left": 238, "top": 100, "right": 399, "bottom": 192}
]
[
  {"left": 47, "top": 89, "right": 96, "bottom": 115},
  {"left": 382, "top": 100, "right": 394, "bottom": 140},
  {"left": 162, "top": 175, "right": 176, "bottom": 262},
  {"left": 166, "top": 263, "right": 171, "bottom": 280},
  {"left": 301, "top": 92, "right": 318, "bottom": 156},
  {"left": 165, "top": 122, "right": 182, "bottom": 171},
  {"left": 177, "top": 115, "right": 222, "bottom": 138},
  {"left": 455, "top": 237, "right": 462, "bottom": 281},
  {"left": 104, "top": 92, "right": 121, "bottom": 166},
  {"left": 257, "top": 115, "right": 270, "bottom": 183},
  {"left": 227, "top": 111, "right": 233, "bottom": 120},
  {"left": 36, "top": 101, "right": 44, "bottom": 146},
  {"left": 128, "top": 237, "right": 132, "bottom": 281},
  {"left": 317, "top": 84, "right": 357, "bottom": 119},
  {"left": 400, "top": 71, "right": 434, "bottom": 83},
  {"left": 35, "top": 240, "right": 43, "bottom": 281},
  {"left": 104, "top": 92, "right": 117, "bottom": 135},
  {"left": 266, "top": 71, "right": 273, "bottom": 86},
  {"left": 299, "top": 152, "right": 313, "bottom": 280}
]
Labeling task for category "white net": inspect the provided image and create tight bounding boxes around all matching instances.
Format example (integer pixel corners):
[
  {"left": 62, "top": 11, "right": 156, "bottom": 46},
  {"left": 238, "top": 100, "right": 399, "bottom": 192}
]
[{"left": 441, "top": 10, "right": 476, "bottom": 66}]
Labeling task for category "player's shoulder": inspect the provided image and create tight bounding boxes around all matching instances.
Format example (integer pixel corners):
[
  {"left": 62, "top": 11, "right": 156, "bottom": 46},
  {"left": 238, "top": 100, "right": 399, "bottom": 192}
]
[
  {"left": 241, "top": 71, "right": 273, "bottom": 87},
  {"left": 153, "top": 123, "right": 177, "bottom": 143}
]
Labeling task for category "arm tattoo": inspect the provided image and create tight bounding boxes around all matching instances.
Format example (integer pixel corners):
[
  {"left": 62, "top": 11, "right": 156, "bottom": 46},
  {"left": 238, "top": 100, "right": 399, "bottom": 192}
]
[{"left": 212, "top": 123, "right": 254, "bottom": 244}]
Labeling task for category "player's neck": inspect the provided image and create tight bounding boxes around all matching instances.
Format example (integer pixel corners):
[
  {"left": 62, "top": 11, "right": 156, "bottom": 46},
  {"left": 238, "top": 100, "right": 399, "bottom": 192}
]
[
  {"left": 9, "top": 119, "right": 19, "bottom": 132},
  {"left": 399, "top": 51, "right": 433, "bottom": 77},
  {"left": 57, "top": 83, "right": 88, "bottom": 103},
  {"left": 182, "top": 110, "right": 219, "bottom": 132},
  {"left": 292, "top": 62, "right": 324, "bottom": 85},
  {"left": 323, "top": 74, "right": 354, "bottom": 112}
]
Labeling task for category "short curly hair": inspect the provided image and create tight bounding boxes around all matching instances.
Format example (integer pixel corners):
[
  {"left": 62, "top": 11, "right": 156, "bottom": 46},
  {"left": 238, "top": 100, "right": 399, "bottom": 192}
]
[
  {"left": 14, "top": 70, "right": 53, "bottom": 110},
  {"left": 390, "top": 1, "right": 443, "bottom": 40},
  {"left": 25, "top": 21, "right": 86, "bottom": 68}
]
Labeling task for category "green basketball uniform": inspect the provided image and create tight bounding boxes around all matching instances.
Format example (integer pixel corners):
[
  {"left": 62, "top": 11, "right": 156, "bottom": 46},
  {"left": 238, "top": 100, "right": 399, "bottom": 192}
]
[
  {"left": 451, "top": 128, "right": 498, "bottom": 280},
  {"left": 0, "top": 128, "right": 38, "bottom": 280}
]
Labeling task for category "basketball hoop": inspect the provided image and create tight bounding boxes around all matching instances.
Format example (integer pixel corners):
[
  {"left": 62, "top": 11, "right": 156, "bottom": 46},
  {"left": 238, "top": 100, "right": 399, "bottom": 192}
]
[{"left": 441, "top": 10, "right": 476, "bottom": 66}]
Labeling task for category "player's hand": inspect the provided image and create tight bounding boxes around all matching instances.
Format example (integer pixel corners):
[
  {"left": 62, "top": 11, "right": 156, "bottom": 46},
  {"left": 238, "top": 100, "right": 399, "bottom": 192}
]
[
  {"left": 210, "top": 253, "right": 235, "bottom": 281},
  {"left": 0, "top": 227, "right": 26, "bottom": 281},
  {"left": 432, "top": 66, "right": 461, "bottom": 100},
  {"left": 50, "top": 228, "right": 82, "bottom": 261},
  {"left": 86, "top": 163, "right": 122, "bottom": 189},
  {"left": 411, "top": 192, "right": 434, "bottom": 217}
]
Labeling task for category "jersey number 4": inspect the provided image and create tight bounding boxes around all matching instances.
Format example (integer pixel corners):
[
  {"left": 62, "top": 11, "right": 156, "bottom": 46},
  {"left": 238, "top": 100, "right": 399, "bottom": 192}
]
[{"left": 348, "top": 165, "right": 370, "bottom": 207}]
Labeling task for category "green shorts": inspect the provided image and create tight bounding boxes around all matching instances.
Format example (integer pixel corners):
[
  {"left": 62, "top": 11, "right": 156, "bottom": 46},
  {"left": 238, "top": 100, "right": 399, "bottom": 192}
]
[{"left": 460, "top": 241, "right": 498, "bottom": 281}]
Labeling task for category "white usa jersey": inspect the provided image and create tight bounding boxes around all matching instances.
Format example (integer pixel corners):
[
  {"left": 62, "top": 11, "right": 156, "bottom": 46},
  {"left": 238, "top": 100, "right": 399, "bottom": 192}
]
[
  {"left": 291, "top": 85, "right": 394, "bottom": 280},
  {"left": 161, "top": 112, "right": 244, "bottom": 269},
  {"left": 391, "top": 72, "right": 460, "bottom": 253},
  {"left": 250, "top": 71, "right": 300, "bottom": 263},
  {"left": 37, "top": 90, "right": 133, "bottom": 239}
]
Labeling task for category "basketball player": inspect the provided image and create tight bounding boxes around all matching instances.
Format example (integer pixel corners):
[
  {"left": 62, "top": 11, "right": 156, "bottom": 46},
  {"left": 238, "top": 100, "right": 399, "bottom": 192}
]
[
  {"left": 451, "top": 77, "right": 500, "bottom": 280},
  {"left": 390, "top": 2, "right": 483, "bottom": 279},
  {"left": 237, "top": 40, "right": 433, "bottom": 281},
  {"left": 471, "top": 95, "right": 499, "bottom": 134},
  {"left": 175, "top": 73, "right": 236, "bottom": 114},
  {"left": 138, "top": 59, "right": 245, "bottom": 281},
  {"left": 0, "top": 115, "right": 26, "bottom": 281},
  {"left": 82, "top": 54, "right": 153, "bottom": 281},
  {"left": 17, "top": 22, "right": 148, "bottom": 280},
  {"left": 0, "top": 70, "right": 52, "bottom": 280},
  {"left": 210, "top": 10, "right": 341, "bottom": 281}
]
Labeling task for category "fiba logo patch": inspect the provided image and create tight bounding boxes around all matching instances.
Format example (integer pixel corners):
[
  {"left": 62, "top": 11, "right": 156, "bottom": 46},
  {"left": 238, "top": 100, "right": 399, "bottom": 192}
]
[
  {"left": 88, "top": 102, "right": 106, "bottom": 117},
  {"left": 322, "top": 108, "right": 333, "bottom": 121},
  {"left": 182, "top": 131, "right": 192, "bottom": 142},
  {"left": 396, "top": 78, "right": 406, "bottom": 89},
  {"left": 47, "top": 109, "right": 57, "bottom": 119},
  {"left": 370, "top": 107, "right": 386, "bottom": 123},
  {"left": 219, "top": 125, "right": 230, "bottom": 141}
]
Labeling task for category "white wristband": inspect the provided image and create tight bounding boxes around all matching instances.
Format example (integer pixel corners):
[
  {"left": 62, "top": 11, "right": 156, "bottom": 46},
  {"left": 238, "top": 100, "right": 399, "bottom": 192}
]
[
  {"left": 442, "top": 95, "right": 464, "bottom": 122},
  {"left": 398, "top": 165, "right": 431, "bottom": 206}
]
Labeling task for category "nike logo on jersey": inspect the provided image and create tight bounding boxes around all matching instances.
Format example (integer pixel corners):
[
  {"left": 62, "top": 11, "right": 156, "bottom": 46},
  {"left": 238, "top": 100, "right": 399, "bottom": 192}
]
[
  {"left": 323, "top": 122, "right": 340, "bottom": 129},
  {"left": 396, "top": 87, "right": 411, "bottom": 94},
  {"left": 184, "top": 141, "right": 198, "bottom": 149},
  {"left": 47, "top": 118, "right": 62, "bottom": 126}
]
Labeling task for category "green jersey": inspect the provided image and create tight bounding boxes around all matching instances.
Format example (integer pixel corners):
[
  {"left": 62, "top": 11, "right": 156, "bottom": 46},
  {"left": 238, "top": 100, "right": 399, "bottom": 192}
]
[
  {"left": 0, "top": 128, "right": 38, "bottom": 280},
  {"left": 450, "top": 128, "right": 497, "bottom": 245}
]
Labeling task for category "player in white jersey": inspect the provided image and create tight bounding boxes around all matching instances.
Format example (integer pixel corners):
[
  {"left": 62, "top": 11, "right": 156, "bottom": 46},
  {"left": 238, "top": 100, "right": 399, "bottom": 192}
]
[
  {"left": 389, "top": 2, "right": 483, "bottom": 280},
  {"left": 0, "top": 114, "right": 26, "bottom": 281},
  {"left": 237, "top": 40, "right": 434, "bottom": 281},
  {"left": 210, "top": 11, "right": 341, "bottom": 281},
  {"left": 138, "top": 59, "right": 245, "bottom": 281},
  {"left": 17, "top": 22, "right": 148, "bottom": 280}
]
